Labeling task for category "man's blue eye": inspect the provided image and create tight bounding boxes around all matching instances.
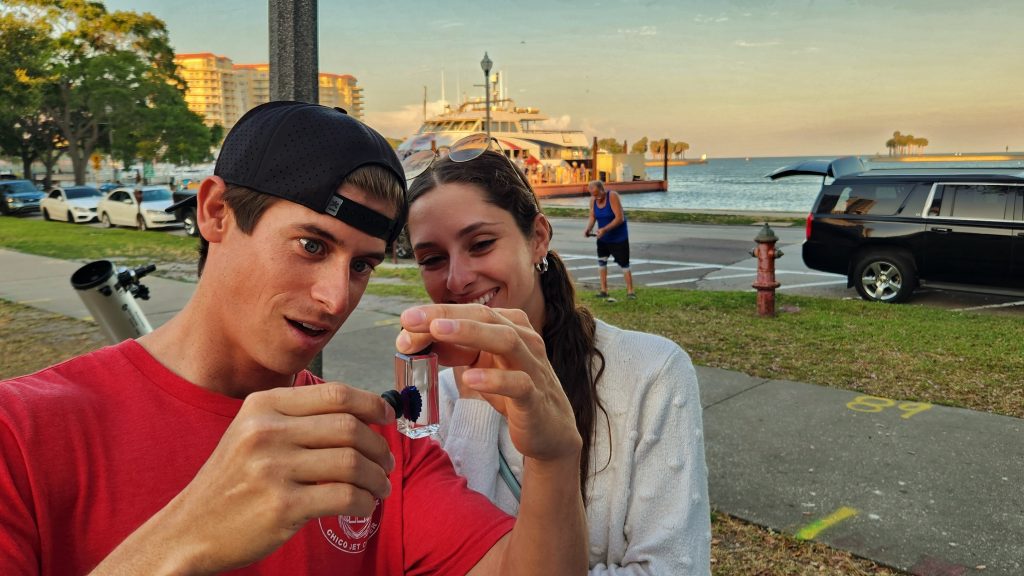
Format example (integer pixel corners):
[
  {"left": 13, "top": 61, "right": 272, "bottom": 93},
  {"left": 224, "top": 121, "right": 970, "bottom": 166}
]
[
  {"left": 353, "top": 260, "right": 376, "bottom": 275},
  {"left": 299, "top": 238, "right": 323, "bottom": 255}
]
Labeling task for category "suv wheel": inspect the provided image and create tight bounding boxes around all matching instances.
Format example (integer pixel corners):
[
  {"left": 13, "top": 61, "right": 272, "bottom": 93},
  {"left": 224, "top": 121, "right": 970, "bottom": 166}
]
[
  {"left": 101, "top": 212, "right": 113, "bottom": 228},
  {"left": 853, "top": 250, "right": 916, "bottom": 303},
  {"left": 42, "top": 208, "right": 50, "bottom": 221},
  {"left": 181, "top": 207, "right": 198, "bottom": 237}
]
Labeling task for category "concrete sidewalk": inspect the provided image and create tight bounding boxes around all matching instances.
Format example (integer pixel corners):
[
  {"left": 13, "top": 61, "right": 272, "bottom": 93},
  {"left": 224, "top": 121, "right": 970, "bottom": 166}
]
[{"left": 1, "top": 248, "right": 1021, "bottom": 575}]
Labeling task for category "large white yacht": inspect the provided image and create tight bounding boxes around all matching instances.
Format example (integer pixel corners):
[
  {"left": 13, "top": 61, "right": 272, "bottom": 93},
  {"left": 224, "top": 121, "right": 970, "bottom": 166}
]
[
  {"left": 396, "top": 72, "right": 665, "bottom": 198},
  {"left": 396, "top": 97, "right": 592, "bottom": 163}
]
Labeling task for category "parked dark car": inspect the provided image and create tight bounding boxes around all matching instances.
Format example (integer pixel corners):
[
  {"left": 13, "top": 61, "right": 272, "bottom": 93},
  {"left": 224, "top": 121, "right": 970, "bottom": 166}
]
[
  {"left": 171, "top": 188, "right": 199, "bottom": 237},
  {"left": 770, "top": 157, "right": 1024, "bottom": 302},
  {"left": 0, "top": 179, "right": 46, "bottom": 215}
]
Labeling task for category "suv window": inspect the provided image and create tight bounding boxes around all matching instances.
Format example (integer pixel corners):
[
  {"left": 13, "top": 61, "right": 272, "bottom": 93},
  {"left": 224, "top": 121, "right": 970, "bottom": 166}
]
[
  {"left": 817, "top": 183, "right": 916, "bottom": 216},
  {"left": 929, "top": 184, "right": 1012, "bottom": 220},
  {"left": 0, "top": 181, "right": 38, "bottom": 194}
]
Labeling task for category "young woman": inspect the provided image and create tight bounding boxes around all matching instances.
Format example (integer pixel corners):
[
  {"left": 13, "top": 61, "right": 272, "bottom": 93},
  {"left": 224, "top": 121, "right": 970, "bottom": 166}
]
[{"left": 405, "top": 142, "right": 711, "bottom": 575}]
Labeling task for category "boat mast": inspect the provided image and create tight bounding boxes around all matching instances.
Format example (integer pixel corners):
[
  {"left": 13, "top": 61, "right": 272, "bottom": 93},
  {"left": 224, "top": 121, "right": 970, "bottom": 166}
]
[{"left": 441, "top": 69, "right": 447, "bottom": 111}]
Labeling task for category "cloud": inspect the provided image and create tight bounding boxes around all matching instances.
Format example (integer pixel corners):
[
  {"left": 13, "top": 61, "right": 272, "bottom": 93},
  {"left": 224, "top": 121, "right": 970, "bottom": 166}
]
[
  {"left": 432, "top": 20, "right": 464, "bottom": 29},
  {"left": 535, "top": 115, "right": 576, "bottom": 131},
  {"left": 618, "top": 25, "right": 657, "bottom": 37},
  {"left": 363, "top": 99, "right": 448, "bottom": 140},
  {"left": 694, "top": 14, "right": 729, "bottom": 24},
  {"left": 735, "top": 39, "right": 782, "bottom": 48}
]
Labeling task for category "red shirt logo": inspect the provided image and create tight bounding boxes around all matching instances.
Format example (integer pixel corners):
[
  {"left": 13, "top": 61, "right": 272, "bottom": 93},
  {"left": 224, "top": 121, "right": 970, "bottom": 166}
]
[{"left": 318, "top": 499, "right": 382, "bottom": 554}]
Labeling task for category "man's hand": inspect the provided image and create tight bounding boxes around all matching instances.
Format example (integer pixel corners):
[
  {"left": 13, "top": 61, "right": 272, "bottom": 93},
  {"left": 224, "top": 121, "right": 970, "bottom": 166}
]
[{"left": 92, "top": 383, "right": 396, "bottom": 575}]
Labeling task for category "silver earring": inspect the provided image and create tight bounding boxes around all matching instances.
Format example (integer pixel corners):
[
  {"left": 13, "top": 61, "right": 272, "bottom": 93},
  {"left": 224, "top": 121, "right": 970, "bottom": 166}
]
[{"left": 535, "top": 256, "right": 549, "bottom": 274}]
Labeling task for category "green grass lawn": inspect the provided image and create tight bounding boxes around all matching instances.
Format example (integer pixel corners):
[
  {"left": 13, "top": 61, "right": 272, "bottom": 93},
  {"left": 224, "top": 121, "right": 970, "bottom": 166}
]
[
  {"left": 0, "top": 216, "right": 197, "bottom": 267},
  {"left": 589, "top": 288, "right": 1024, "bottom": 418}
]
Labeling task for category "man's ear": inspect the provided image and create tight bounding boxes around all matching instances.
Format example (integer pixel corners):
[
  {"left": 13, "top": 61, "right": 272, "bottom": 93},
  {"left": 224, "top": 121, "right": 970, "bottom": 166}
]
[{"left": 197, "top": 176, "right": 229, "bottom": 242}]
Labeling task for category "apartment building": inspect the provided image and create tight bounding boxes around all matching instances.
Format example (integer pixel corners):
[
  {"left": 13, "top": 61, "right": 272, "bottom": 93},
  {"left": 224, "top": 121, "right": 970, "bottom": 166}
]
[
  {"left": 318, "top": 73, "right": 364, "bottom": 119},
  {"left": 233, "top": 63, "right": 270, "bottom": 113},
  {"left": 174, "top": 54, "right": 364, "bottom": 135},
  {"left": 174, "top": 53, "right": 244, "bottom": 133}
]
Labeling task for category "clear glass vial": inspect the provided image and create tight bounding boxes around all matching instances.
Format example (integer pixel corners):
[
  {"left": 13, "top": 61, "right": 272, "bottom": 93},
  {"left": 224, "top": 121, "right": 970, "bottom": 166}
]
[{"left": 383, "top": 346, "right": 439, "bottom": 439}]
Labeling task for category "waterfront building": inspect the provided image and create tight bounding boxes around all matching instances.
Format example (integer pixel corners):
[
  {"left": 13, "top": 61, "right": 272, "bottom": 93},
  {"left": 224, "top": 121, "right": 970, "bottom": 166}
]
[
  {"left": 175, "top": 53, "right": 365, "bottom": 136},
  {"left": 233, "top": 63, "right": 271, "bottom": 114},
  {"left": 174, "top": 53, "right": 244, "bottom": 133},
  {"left": 318, "top": 73, "right": 364, "bottom": 119}
]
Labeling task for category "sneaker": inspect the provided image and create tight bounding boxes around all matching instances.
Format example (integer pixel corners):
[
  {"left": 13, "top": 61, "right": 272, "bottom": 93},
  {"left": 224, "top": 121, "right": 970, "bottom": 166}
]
[
  {"left": 627, "top": 293, "right": 637, "bottom": 300},
  {"left": 595, "top": 291, "right": 609, "bottom": 299}
]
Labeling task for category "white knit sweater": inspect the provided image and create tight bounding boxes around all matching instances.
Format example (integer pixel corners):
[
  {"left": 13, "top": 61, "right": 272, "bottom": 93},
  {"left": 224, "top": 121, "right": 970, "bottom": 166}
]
[{"left": 437, "top": 319, "right": 711, "bottom": 575}]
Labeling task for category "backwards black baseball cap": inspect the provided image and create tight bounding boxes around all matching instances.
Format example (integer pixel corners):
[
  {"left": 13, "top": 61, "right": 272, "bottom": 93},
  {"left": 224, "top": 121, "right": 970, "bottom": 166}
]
[{"left": 166, "top": 101, "right": 406, "bottom": 242}]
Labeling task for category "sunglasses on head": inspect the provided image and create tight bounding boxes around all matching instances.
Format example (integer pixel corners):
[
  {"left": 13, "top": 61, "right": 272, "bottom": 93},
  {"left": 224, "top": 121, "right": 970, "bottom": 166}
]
[{"left": 401, "top": 133, "right": 537, "bottom": 200}]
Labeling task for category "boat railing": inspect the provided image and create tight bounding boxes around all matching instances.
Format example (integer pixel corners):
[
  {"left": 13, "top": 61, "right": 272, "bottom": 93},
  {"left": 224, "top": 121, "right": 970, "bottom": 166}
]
[{"left": 519, "top": 129, "right": 586, "bottom": 135}]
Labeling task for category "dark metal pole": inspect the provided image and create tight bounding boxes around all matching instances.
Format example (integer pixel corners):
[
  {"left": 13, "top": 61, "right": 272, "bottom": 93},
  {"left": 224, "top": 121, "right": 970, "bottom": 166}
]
[
  {"left": 269, "top": 0, "right": 319, "bottom": 104},
  {"left": 663, "top": 137, "right": 669, "bottom": 182},
  {"left": 270, "top": 0, "right": 322, "bottom": 377},
  {"left": 481, "top": 53, "right": 492, "bottom": 139}
]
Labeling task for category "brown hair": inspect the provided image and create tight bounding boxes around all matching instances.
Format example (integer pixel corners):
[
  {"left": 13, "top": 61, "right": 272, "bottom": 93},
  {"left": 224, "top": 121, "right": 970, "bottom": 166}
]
[
  {"left": 406, "top": 151, "right": 607, "bottom": 504},
  {"left": 196, "top": 165, "right": 406, "bottom": 276}
]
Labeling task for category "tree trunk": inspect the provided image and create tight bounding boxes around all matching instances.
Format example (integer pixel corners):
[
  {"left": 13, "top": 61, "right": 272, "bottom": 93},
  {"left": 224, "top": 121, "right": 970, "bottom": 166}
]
[{"left": 40, "top": 150, "right": 63, "bottom": 189}]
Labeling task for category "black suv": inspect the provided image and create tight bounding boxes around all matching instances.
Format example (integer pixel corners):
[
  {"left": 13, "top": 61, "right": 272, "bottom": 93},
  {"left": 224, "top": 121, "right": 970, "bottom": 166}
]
[{"left": 771, "top": 157, "right": 1024, "bottom": 302}]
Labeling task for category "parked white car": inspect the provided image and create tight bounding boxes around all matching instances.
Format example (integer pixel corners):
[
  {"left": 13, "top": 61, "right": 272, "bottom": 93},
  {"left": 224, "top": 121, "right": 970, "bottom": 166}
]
[
  {"left": 40, "top": 186, "right": 104, "bottom": 223},
  {"left": 97, "top": 186, "right": 179, "bottom": 230}
]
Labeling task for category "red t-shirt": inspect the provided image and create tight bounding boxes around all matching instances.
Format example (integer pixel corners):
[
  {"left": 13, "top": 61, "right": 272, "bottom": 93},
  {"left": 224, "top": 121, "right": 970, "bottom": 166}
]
[{"left": 0, "top": 340, "right": 514, "bottom": 575}]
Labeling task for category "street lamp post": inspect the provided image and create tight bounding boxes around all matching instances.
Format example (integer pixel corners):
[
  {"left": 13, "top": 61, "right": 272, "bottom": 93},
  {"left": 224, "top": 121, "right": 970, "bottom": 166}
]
[{"left": 480, "top": 52, "right": 492, "bottom": 139}]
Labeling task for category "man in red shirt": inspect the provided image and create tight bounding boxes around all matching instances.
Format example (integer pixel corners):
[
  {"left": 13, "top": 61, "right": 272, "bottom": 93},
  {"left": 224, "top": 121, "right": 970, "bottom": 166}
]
[{"left": 0, "top": 102, "right": 586, "bottom": 575}]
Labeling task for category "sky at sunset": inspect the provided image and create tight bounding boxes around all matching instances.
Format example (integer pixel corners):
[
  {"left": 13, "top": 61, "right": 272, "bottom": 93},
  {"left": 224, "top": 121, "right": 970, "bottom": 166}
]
[{"left": 105, "top": 0, "right": 1024, "bottom": 158}]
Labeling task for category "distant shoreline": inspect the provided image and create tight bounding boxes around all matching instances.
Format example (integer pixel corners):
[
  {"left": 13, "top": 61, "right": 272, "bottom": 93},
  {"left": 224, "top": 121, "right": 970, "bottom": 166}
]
[
  {"left": 870, "top": 152, "right": 1024, "bottom": 162},
  {"left": 643, "top": 158, "right": 708, "bottom": 167}
]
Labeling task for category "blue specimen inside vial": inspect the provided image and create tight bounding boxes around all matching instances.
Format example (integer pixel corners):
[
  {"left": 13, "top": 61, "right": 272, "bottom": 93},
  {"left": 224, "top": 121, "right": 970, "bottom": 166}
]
[
  {"left": 383, "top": 346, "right": 439, "bottom": 439},
  {"left": 382, "top": 386, "right": 422, "bottom": 421}
]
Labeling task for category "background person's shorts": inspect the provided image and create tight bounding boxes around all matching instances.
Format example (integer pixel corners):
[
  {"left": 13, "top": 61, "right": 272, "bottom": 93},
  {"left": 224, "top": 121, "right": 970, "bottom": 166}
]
[{"left": 597, "top": 240, "right": 630, "bottom": 269}]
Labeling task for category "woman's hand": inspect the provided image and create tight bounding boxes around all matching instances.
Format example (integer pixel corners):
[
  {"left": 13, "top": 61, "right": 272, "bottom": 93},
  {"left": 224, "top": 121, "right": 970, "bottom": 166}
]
[{"left": 396, "top": 304, "right": 581, "bottom": 462}]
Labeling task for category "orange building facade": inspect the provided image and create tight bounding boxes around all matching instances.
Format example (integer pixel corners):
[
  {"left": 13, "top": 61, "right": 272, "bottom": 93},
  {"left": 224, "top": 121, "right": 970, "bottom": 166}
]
[{"left": 174, "top": 53, "right": 364, "bottom": 135}]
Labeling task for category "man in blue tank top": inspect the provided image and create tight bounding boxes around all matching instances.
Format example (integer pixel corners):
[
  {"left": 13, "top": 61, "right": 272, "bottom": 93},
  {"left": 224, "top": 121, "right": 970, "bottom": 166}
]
[{"left": 584, "top": 180, "right": 636, "bottom": 301}]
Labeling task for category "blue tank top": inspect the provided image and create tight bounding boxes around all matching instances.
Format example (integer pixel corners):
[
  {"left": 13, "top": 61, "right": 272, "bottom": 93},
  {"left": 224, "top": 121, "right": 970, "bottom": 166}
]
[{"left": 593, "top": 194, "right": 628, "bottom": 243}]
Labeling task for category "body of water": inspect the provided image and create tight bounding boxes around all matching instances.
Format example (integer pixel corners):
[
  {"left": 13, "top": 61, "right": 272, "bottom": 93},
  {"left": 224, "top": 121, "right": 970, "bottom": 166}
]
[{"left": 543, "top": 156, "right": 1024, "bottom": 213}]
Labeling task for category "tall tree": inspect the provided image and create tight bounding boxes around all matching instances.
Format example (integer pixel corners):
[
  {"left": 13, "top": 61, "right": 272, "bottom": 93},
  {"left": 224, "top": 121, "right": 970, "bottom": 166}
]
[
  {"left": 0, "top": 13, "right": 53, "bottom": 179},
  {"left": 598, "top": 138, "right": 624, "bottom": 154},
  {"left": 885, "top": 131, "right": 928, "bottom": 156},
  {"left": 631, "top": 136, "right": 648, "bottom": 155},
  {"left": 3, "top": 0, "right": 212, "bottom": 184}
]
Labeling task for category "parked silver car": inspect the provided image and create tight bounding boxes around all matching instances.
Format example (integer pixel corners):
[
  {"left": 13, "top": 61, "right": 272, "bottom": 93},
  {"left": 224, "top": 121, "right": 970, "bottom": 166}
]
[
  {"left": 97, "top": 186, "right": 179, "bottom": 230},
  {"left": 41, "top": 186, "right": 104, "bottom": 223}
]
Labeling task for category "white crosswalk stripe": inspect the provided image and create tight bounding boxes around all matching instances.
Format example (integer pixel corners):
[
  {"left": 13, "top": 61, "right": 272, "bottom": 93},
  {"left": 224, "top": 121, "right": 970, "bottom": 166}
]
[{"left": 561, "top": 252, "right": 845, "bottom": 289}]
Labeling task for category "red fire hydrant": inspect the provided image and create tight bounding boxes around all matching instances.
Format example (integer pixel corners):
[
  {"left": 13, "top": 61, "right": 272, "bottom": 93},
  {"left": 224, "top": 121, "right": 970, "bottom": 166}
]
[{"left": 750, "top": 223, "right": 784, "bottom": 317}]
